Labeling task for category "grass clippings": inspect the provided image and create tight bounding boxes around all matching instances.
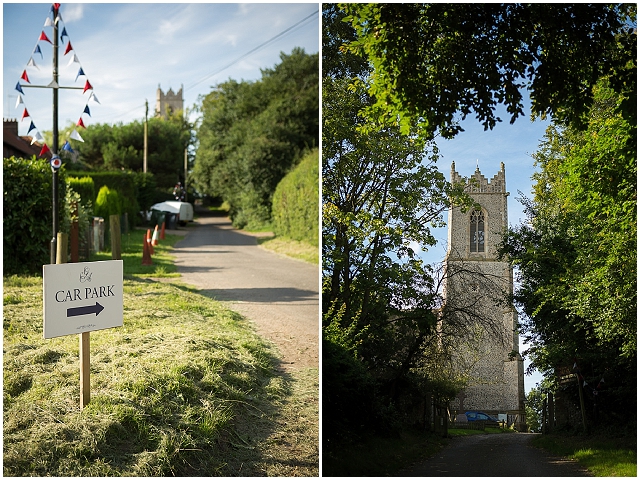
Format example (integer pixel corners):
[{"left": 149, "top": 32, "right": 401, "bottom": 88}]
[{"left": 4, "top": 230, "right": 319, "bottom": 476}]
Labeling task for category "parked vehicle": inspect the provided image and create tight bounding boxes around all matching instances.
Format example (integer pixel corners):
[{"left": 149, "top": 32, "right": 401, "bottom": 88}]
[
  {"left": 149, "top": 201, "right": 194, "bottom": 226},
  {"left": 465, "top": 410, "right": 500, "bottom": 427}
]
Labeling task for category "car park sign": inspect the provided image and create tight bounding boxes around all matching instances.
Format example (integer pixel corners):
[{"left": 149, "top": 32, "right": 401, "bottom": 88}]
[{"left": 43, "top": 260, "right": 123, "bottom": 339}]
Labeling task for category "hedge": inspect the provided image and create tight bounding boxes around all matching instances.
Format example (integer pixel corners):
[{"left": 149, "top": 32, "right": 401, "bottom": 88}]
[
  {"left": 67, "top": 176, "right": 95, "bottom": 209},
  {"left": 3, "top": 156, "right": 66, "bottom": 275},
  {"left": 271, "top": 149, "right": 319, "bottom": 246}
]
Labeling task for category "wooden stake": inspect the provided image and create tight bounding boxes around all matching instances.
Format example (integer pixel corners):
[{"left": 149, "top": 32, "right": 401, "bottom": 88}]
[
  {"left": 80, "top": 331, "right": 90, "bottom": 409},
  {"left": 56, "top": 232, "right": 68, "bottom": 264},
  {"left": 110, "top": 214, "right": 121, "bottom": 260}
]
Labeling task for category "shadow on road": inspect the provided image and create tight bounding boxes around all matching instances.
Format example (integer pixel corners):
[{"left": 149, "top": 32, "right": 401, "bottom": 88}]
[{"left": 199, "top": 287, "right": 318, "bottom": 304}]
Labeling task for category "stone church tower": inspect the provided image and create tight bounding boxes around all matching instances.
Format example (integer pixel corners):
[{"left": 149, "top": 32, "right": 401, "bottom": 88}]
[
  {"left": 155, "top": 85, "right": 184, "bottom": 118},
  {"left": 445, "top": 162, "right": 525, "bottom": 428}
]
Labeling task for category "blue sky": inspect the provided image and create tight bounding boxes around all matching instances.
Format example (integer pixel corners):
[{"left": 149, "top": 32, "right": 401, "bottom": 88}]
[{"left": 3, "top": 3, "right": 319, "bottom": 138}]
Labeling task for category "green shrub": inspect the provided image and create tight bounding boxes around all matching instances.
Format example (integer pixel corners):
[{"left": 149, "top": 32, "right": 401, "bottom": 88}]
[
  {"left": 66, "top": 171, "right": 139, "bottom": 228},
  {"left": 94, "top": 185, "right": 122, "bottom": 220},
  {"left": 3, "top": 156, "right": 66, "bottom": 274},
  {"left": 271, "top": 149, "right": 319, "bottom": 245},
  {"left": 67, "top": 176, "right": 95, "bottom": 208}
]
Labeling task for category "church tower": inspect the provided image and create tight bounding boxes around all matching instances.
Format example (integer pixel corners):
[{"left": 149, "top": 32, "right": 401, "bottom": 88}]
[
  {"left": 445, "top": 161, "right": 525, "bottom": 429},
  {"left": 155, "top": 84, "right": 184, "bottom": 119}
]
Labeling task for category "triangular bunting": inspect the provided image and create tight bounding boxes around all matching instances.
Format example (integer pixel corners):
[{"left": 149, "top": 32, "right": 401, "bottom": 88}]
[
  {"left": 89, "top": 92, "right": 100, "bottom": 104},
  {"left": 27, "top": 121, "right": 37, "bottom": 134},
  {"left": 33, "top": 45, "right": 43, "bottom": 59},
  {"left": 64, "top": 41, "right": 73, "bottom": 56},
  {"left": 27, "top": 57, "right": 40, "bottom": 70},
  {"left": 70, "top": 130, "right": 84, "bottom": 142},
  {"left": 15, "top": 82, "right": 25, "bottom": 95},
  {"left": 67, "top": 54, "right": 79, "bottom": 66},
  {"left": 21, "top": 70, "right": 30, "bottom": 83},
  {"left": 75, "top": 67, "right": 85, "bottom": 82},
  {"left": 39, "top": 144, "right": 51, "bottom": 157},
  {"left": 39, "top": 31, "right": 52, "bottom": 44},
  {"left": 63, "top": 141, "right": 75, "bottom": 153},
  {"left": 21, "top": 109, "right": 30, "bottom": 121},
  {"left": 83, "top": 80, "right": 93, "bottom": 94},
  {"left": 31, "top": 132, "right": 44, "bottom": 145},
  {"left": 60, "top": 27, "right": 68, "bottom": 43},
  {"left": 77, "top": 117, "right": 86, "bottom": 128},
  {"left": 44, "top": 17, "right": 53, "bottom": 27},
  {"left": 15, "top": 95, "right": 24, "bottom": 108},
  {"left": 83, "top": 105, "right": 91, "bottom": 116}
]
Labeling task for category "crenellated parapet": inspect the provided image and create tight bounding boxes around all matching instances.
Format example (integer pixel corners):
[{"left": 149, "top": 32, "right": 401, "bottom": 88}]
[{"left": 451, "top": 161, "right": 506, "bottom": 193}]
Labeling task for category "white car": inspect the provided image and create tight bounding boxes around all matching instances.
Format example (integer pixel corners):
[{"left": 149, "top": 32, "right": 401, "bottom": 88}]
[{"left": 149, "top": 201, "right": 194, "bottom": 225}]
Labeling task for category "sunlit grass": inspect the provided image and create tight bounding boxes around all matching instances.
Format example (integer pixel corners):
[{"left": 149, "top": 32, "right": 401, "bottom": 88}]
[{"left": 258, "top": 236, "right": 318, "bottom": 264}]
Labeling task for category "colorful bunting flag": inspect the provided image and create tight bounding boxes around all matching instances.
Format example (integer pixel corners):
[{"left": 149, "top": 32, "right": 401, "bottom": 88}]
[
  {"left": 44, "top": 17, "right": 54, "bottom": 27},
  {"left": 83, "top": 80, "right": 93, "bottom": 94},
  {"left": 67, "top": 54, "right": 79, "bottom": 66},
  {"left": 33, "top": 45, "right": 43, "bottom": 59},
  {"left": 70, "top": 130, "right": 84, "bottom": 142},
  {"left": 89, "top": 92, "right": 100, "bottom": 104},
  {"left": 15, "top": 82, "right": 24, "bottom": 95},
  {"left": 39, "top": 31, "right": 52, "bottom": 44},
  {"left": 21, "top": 109, "right": 30, "bottom": 121},
  {"left": 63, "top": 141, "right": 74, "bottom": 153},
  {"left": 39, "top": 144, "right": 51, "bottom": 157},
  {"left": 31, "top": 131, "right": 44, "bottom": 145},
  {"left": 15, "top": 95, "right": 23, "bottom": 108},
  {"left": 75, "top": 67, "right": 85, "bottom": 82},
  {"left": 60, "top": 27, "right": 68, "bottom": 43},
  {"left": 27, "top": 121, "right": 36, "bottom": 134},
  {"left": 83, "top": 105, "right": 91, "bottom": 116},
  {"left": 64, "top": 41, "right": 73, "bottom": 56},
  {"left": 21, "top": 70, "right": 30, "bottom": 83},
  {"left": 77, "top": 117, "right": 86, "bottom": 128},
  {"left": 27, "top": 57, "right": 40, "bottom": 70}
]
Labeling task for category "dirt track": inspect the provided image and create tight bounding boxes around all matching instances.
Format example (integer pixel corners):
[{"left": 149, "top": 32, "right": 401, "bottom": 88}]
[
  {"left": 172, "top": 210, "right": 319, "bottom": 371},
  {"left": 398, "top": 432, "right": 592, "bottom": 477}
]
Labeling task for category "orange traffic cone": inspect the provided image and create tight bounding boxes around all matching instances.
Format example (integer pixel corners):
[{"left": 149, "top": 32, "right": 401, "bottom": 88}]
[
  {"left": 146, "top": 229, "right": 154, "bottom": 255},
  {"left": 152, "top": 224, "right": 159, "bottom": 246},
  {"left": 142, "top": 232, "right": 153, "bottom": 265},
  {"left": 160, "top": 220, "right": 166, "bottom": 240}
]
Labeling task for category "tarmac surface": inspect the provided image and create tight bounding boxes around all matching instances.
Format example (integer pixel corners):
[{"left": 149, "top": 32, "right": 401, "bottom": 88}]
[
  {"left": 398, "top": 432, "right": 592, "bottom": 477},
  {"left": 172, "top": 209, "right": 319, "bottom": 372}
]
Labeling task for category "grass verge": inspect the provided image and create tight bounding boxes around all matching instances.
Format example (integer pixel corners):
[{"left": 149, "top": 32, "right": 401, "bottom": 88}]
[
  {"left": 3, "top": 231, "right": 318, "bottom": 476},
  {"left": 257, "top": 236, "right": 318, "bottom": 264},
  {"left": 323, "top": 427, "right": 448, "bottom": 476},
  {"left": 532, "top": 433, "right": 637, "bottom": 477}
]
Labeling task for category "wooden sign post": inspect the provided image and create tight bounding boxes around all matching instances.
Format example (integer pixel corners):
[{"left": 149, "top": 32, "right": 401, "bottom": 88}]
[{"left": 43, "top": 260, "right": 123, "bottom": 409}]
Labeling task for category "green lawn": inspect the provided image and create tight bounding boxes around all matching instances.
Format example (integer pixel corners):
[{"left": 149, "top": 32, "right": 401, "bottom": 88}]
[
  {"left": 3, "top": 229, "right": 318, "bottom": 476},
  {"left": 532, "top": 433, "right": 636, "bottom": 477}
]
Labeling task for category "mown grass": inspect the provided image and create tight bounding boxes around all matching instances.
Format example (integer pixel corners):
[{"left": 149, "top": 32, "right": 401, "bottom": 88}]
[
  {"left": 257, "top": 236, "right": 318, "bottom": 264},
  {"left": 3, "top": 229, "right": 318, "bottom": 476},
  {"left": 448, "top": 426, "right": 515, "bottom": 436},
  {"left": 532, "top": 433, "right": 636, "bottom": 477}
]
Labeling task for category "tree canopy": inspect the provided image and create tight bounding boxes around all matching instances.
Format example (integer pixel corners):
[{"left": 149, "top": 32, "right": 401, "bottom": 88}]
[
  {"left": 192, "top": 48, "right": 318, "bottom": 229},
  {"left": 341, "top": 3, "right": 636, "bottom": 138}
]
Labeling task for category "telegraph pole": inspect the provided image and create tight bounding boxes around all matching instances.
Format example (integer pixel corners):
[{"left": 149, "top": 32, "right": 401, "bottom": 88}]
[{"left": 143, "top": 99, "right": 148, "bottom": 173}]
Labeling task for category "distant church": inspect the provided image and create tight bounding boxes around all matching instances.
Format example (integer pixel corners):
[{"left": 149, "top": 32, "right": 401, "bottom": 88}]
[
  {"left": 155, "top": 85, "right": 184, "bottom": 119},
  {"left": 445, "top": 162, "right": 526, "bottom": 429}
]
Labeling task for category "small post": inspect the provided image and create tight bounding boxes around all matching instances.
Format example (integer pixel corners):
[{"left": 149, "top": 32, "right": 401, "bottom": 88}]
[
  {"left": 576, "top": 374, "right": 588, "bottom": 432},
  {"left": 70, "top": 202, "right": 79, "bottom": 263},
  {"left": 110, "top": 214, "right": 121, "bottom": 260},
  {"left": 56, "top": 232, "right": 68, "bottom": 264},
  {"left": 80, "top": 331, "right": 90, "bottom": 409}
]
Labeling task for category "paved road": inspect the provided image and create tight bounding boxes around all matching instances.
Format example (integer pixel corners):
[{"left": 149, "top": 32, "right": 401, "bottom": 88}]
[
  {"left": 172, "top": 211, "right": 319, "bottom": 371},
  {"left": 399, "top": 433, "right": 592, "bottom": 477}
]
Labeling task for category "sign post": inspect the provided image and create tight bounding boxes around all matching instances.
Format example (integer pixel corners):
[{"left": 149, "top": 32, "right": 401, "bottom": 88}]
[{"left": 43, "top": 260, "right": 123, "bottom": 408}]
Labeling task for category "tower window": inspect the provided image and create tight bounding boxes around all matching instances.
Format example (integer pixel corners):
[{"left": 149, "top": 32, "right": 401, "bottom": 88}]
[{"left": 470, "top": 209, "right": 485, "bottom": 253}]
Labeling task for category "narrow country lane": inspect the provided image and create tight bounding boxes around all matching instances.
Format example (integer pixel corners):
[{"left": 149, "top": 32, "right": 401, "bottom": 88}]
[
  {"left": 172, "top": 209, "right": 319, "bottom": 371},
  {"left": 398, "top": 433, "right": 592, "bottom": 477}
]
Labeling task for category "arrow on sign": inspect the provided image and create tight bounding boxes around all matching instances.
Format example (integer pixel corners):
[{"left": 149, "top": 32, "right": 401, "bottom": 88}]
[{"left": 67, "top": 302, "right": 104, "bottom": 317}]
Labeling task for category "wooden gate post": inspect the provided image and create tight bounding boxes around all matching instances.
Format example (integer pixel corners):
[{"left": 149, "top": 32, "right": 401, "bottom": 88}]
[
  {"left": 80, "top": 332, "right": 90, "bottom": 408},
  {"left": 110, "top": 214, "right": 121, "bottom": 260}
]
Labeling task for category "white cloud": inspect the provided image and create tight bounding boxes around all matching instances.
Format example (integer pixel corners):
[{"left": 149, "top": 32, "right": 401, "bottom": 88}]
[{"left": 62, "top": 4, "right": 84, "bottom": 23}]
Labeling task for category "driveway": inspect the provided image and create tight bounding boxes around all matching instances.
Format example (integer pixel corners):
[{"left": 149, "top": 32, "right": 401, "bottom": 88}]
[
  {"left": 399, "top": 433, "right": 592, "bottom": 477},
  {"left": 172, "top": 210, "right": 319, "bottom": 371}
]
